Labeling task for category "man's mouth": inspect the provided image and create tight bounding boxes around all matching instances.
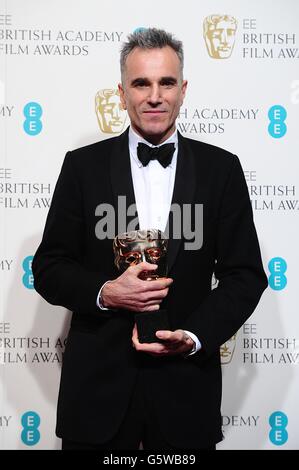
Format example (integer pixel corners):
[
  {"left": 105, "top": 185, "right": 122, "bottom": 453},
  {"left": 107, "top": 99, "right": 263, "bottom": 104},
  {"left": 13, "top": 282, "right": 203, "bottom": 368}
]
[{"left": 143, "top": 110, "right": 166, "bottom": 114}]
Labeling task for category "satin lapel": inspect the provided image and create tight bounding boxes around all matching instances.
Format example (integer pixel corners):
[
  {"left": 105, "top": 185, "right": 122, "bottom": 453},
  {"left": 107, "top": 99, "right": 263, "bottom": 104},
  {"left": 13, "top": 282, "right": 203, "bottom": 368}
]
[
  {"left": 110, "top": 128, "right": 139, "bottom": 234},
  {"left": 166, "top": 132, "right": 196, "bottom": 274}
]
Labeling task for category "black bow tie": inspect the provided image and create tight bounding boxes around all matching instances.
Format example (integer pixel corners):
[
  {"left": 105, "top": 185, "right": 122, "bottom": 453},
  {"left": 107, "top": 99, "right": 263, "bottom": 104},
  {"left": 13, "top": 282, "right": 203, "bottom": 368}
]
[{"left": 137, "top": 142, "right": 175, "bottom": 168}]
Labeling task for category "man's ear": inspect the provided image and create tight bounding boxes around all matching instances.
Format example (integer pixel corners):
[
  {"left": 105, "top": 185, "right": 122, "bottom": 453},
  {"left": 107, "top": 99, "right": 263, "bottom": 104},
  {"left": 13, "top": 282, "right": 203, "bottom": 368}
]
[
  {"left": 118, "top": 83, "right": 127, "bottom": 110},
  {"left": 180, "top": 80, "right": 188, "bottom": 104}
]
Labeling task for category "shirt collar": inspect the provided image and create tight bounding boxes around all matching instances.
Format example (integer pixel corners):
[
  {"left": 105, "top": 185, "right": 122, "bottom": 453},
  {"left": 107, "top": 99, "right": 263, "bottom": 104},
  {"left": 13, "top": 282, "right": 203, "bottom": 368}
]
[{"left": 129, "top": 126, "right": 178, "bottom": 168}]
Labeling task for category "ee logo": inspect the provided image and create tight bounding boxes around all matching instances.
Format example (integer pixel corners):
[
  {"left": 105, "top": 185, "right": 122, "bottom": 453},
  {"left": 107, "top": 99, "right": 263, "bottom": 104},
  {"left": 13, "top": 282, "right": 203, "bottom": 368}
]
[
  {"left": 269, "top": 411, "right": 288, "bottom": 446},
  {"left": 22, "top": 255, "right": 34, "bottom": 289},
  {"left": 133, "top": 27, "right": 147, "bottom": 33},
  {"left": 21, "top": 411, "right": 41, "bottom": 446},
  {"left": 23, "top": 102, "right": 43, "bottom": 135},
  {"left": 268, "top": 257, "right": 287, "bottom": 290},
  {"left": 268, "top": 105, "right": 287, "bottom": 138}
]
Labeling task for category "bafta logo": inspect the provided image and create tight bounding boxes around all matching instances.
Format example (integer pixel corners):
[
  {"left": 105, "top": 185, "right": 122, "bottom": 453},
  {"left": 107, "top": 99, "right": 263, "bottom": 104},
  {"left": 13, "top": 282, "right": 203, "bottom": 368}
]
[
  {"left": 203, "top": 15, "right": 237, "bottom": 59},
  {"left": 95, "top": 89, "right": 127, "bottom": 134},
  {"left": 220, "top": 334, "right": 237, "bottom": 364}
]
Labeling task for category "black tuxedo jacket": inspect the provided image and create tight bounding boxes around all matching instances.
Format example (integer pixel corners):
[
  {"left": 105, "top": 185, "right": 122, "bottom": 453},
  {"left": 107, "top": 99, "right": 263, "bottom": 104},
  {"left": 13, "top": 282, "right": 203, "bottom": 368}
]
[{"left": 32, "top": 129, "right": 267, "bottom": 448}]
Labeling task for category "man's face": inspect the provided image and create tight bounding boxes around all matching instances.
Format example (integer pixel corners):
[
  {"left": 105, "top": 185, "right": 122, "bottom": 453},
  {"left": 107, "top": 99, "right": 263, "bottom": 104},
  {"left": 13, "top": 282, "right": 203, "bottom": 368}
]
[
  {"left": 95, "top": 90, "right": 127, "bottom": 133},
  {"left": 118, "top": 46, "right": 187, "bottom": 144},
  {"left": 205, "top": 19, "right": 237, "bottom": 59}
]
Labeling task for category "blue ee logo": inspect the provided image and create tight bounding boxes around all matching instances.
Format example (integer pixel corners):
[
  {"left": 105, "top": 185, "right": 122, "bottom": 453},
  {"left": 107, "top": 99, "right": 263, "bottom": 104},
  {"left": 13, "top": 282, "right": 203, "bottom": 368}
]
[
  {"left": 268, "top": 105, "right": 287, "bottom": 138},
  {"left": 22, "top": 255, "right": 34, "bottom": 289},
  {"left": 23, "top": 102, "right": 43, "bottom": 135},
  {"left": 269, "top": 411, "right": 288, "bottom": 446},
  {"left": 268, "top": 257, "right": 287, "bottom": 290},
  {"left": 21, "top": 411, "right": 41, "bottom": 446},
  {"left": 133, "top": 27, "right": 148, "bottom": 34}
]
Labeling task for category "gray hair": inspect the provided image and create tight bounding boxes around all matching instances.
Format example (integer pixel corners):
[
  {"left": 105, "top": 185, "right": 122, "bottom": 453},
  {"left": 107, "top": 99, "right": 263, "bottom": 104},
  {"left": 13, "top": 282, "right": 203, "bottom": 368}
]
[{"left": 120, "top": 28, "right": 184, "bottom": 83}]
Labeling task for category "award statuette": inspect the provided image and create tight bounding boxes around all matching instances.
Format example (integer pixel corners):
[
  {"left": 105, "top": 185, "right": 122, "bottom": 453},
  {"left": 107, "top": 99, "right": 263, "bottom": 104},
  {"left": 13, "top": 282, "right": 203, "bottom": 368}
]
[{"left": 113, "top": 229, "right": 169, "bottom": 343}]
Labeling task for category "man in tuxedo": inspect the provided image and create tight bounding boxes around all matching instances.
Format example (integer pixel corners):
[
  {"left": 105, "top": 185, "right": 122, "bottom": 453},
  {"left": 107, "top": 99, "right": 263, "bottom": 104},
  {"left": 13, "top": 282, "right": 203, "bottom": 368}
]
[{"left": 32, "top": 28, "right": 268, "bottom": 450}]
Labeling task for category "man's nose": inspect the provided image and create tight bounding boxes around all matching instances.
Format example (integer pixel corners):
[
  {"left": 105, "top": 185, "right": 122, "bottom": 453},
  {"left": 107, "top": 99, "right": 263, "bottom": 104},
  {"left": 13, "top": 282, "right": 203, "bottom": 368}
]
[{"left": 147, "top": 84, "right": 162, "bottom": 105}]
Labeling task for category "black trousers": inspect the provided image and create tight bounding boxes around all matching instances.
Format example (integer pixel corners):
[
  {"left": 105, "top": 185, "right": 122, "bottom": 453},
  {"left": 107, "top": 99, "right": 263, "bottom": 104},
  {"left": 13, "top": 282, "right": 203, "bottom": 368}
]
[{"left": 62, "top": 371, "right": 216, "bottom": 451}]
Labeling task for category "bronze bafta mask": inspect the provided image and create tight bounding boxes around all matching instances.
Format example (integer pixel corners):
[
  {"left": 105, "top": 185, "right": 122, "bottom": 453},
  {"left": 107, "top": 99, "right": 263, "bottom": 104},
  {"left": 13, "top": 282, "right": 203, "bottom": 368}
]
[
  {"left": 113, "top": 229, "right": 169, "bottom": 343},
  {"left": 113, "top": 229, "right": 168, "bottom": 280}
]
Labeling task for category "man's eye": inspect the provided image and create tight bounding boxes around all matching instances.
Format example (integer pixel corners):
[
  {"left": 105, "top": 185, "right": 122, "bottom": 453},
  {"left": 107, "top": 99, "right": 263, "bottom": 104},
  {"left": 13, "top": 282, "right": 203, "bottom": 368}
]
[
  {"left": 161, "top": 81, "right": 176, "bottom": 88},
  {"left": 134, "top": 82, "right": 148, "bottom": 88}
]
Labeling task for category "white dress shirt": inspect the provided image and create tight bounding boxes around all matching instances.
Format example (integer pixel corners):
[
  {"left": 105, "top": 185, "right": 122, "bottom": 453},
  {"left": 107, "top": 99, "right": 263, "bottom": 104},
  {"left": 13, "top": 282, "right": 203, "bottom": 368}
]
[
  {"left": 128, "top": 126, "right": 177, "bottom": 233},
  {"left": 97, "top": 126, "right": 201, "bottom": 356}
]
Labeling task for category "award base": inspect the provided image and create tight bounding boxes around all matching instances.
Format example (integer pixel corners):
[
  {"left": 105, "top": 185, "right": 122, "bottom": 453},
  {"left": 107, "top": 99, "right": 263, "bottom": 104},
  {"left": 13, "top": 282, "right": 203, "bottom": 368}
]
[{"left": 135, "top": 309, "right": 169, "bottom": 343}]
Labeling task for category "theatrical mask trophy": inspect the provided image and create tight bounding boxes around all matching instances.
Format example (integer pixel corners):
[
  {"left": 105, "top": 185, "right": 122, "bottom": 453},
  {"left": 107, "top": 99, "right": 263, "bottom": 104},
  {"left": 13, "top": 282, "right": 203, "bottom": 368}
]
[{"left": 113, "top": 229, "right": 169, "bottom": 343}]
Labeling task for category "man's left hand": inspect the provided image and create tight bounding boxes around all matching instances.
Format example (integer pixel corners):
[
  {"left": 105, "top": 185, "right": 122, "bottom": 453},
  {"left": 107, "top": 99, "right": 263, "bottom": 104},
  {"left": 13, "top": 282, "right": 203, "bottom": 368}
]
[{"left": 132, "top": 323, "right": 195, "bottom": 357}]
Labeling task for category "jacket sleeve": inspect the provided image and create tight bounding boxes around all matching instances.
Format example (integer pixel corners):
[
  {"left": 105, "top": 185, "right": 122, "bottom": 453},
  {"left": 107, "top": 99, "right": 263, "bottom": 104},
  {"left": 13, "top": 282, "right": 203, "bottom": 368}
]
[
  {"left": 32, "top": 151, "right": 112, "bottom": 317},
  {"left": 182, "top": 155, "right": 268, "bottom": 360}
]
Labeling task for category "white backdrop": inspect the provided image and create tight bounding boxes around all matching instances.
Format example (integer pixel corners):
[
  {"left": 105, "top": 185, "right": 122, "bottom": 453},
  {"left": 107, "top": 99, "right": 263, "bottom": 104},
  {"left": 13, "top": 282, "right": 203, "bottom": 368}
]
[{"left": 0, "top": 0, "right": 298, "bottom": 449}]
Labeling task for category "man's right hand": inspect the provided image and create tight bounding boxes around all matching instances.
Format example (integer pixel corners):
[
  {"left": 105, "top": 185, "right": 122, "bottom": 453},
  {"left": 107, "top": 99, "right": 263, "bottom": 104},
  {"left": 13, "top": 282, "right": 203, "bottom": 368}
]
[{"left": 101, "top": 262, "right": 173, "bottom": 312}]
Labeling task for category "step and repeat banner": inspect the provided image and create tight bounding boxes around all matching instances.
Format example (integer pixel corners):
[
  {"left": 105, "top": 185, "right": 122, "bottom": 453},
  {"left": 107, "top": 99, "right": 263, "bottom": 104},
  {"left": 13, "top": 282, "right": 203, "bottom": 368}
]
[{"left": 0, "top": 0, "right": 298, "bottom": 450}]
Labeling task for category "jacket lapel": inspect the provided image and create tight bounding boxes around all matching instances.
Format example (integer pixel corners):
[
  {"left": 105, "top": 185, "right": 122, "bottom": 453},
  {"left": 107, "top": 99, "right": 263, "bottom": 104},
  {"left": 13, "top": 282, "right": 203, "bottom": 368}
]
[
  {"left": 166, "top": 132, "right": 196, "bottom": 274},
  {"left": 109, "top": 128, "right": 139, "bottom": 234}
]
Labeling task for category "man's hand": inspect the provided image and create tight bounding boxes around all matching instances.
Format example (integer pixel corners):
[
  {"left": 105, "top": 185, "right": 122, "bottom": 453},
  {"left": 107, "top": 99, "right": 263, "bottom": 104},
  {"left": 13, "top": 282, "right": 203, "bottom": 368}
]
[
  {"left": 132, "top": 323, "right": 195, "bottom": 356},
  {"left": 101, "top": 262, "right": 173, "bottom": 312}
]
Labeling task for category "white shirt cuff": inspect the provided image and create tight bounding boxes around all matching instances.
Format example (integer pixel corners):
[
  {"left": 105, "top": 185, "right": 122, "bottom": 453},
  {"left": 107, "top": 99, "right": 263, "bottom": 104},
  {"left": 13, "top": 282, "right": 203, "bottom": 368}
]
[
  {"left": 96, "top": 280, "right": 113, "bottom": 310},
  {"left": 183, "top": 330, "right": 201, "bottom": 356}
]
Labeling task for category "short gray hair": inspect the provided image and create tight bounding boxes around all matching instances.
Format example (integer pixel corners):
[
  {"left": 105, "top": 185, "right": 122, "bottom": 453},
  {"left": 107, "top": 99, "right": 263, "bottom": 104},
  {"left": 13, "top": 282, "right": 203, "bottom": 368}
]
[{"left": 120, "top": 28, "right": 184, "bottom": 83}]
